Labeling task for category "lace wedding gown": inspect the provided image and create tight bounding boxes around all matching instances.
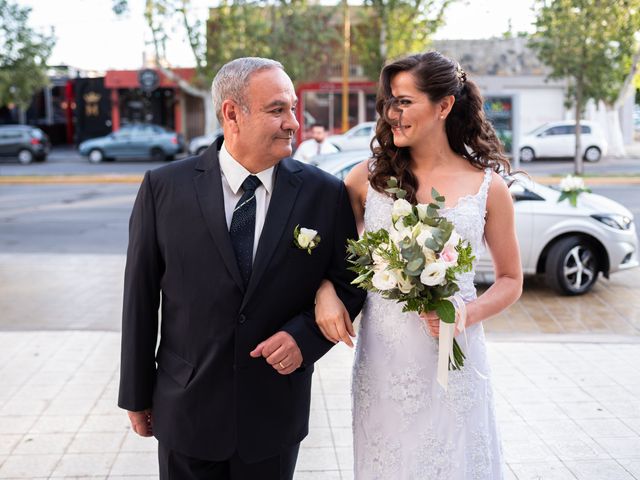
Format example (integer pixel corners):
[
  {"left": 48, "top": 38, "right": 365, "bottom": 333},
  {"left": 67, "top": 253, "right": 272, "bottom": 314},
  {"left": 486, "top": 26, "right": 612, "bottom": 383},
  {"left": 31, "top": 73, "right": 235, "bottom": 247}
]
[{"left": 352, "top": 169, "right": 504, "bottom": 479}]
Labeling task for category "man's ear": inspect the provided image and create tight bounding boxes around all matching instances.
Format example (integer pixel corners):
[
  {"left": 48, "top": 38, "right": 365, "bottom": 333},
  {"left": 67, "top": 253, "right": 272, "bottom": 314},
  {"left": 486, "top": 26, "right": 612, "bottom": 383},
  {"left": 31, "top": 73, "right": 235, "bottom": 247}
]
[{"left": 221, "top": 100, "right": 240, "bottom": 132}]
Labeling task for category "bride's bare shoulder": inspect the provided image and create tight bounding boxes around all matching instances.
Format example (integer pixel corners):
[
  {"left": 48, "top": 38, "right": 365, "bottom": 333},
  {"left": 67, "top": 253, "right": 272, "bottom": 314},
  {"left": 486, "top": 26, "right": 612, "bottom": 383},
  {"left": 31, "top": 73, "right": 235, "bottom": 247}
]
[{"left": 345, "top": 160, "right": 370, "bottom": 198}]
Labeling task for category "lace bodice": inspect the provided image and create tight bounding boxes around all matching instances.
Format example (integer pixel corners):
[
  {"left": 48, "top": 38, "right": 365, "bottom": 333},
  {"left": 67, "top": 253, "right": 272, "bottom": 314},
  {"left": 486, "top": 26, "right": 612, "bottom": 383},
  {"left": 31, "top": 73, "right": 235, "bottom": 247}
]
[{"left": 364, "top": 168, "right": 493, "bottom": 302}]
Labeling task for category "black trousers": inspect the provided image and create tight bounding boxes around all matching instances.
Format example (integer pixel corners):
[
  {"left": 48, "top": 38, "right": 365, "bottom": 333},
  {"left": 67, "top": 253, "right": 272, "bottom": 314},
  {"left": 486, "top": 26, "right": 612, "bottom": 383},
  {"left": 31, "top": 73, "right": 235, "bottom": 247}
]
[{"left": 158, "top": 442, "right": 300, "bottom": 480}]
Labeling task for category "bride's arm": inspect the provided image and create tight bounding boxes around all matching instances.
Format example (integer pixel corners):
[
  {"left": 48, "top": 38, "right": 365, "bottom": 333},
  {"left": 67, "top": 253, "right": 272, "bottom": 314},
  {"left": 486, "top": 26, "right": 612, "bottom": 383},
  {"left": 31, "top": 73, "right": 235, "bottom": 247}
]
[
  {"left": 315, "top": 161, "right": 369, "bottom": 346},
  {"left": 466, "top": 173, "right": 523, "bottom": 326}
]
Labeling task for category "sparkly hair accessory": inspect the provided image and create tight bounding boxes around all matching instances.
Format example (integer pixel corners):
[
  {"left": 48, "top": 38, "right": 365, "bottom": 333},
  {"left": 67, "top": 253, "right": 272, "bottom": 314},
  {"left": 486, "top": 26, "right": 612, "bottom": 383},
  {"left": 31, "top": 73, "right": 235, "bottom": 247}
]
[{"left": 456, "top": 64, "right": 467, "bottom": 83}]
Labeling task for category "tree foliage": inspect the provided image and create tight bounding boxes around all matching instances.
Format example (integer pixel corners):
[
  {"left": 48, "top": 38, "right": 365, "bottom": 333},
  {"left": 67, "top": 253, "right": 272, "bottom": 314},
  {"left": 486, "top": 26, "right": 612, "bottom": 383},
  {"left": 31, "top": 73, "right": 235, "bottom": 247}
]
[
  {"left": 0, "top": 0, "right": 55, "bottom": 110},
  {"left": 352, "top": 0, "right": 455, "bottom": 80},
  {"left": 207, "top": 1, "right": 341, "bottom": 84},
  {"left": 530, "top": 0, "right": 640, "bottom": 170}
]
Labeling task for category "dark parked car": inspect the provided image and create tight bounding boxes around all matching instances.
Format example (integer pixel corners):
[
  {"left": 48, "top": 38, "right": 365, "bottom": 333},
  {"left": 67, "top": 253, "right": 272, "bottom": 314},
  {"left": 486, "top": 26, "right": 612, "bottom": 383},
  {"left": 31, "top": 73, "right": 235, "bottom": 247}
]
[
  {"left": 0, "top": 125, "right": 50, "bottom": 164},
  {"left": 78, "top": 123, "right": 186, "bottom": 163}
]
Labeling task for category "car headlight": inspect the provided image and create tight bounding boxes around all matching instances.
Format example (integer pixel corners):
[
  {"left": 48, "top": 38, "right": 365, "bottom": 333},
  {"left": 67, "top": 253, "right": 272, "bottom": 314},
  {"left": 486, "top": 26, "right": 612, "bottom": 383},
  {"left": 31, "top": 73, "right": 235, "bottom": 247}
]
[{"left": 591, "top": 214, "right": 633, "bottom": 230}]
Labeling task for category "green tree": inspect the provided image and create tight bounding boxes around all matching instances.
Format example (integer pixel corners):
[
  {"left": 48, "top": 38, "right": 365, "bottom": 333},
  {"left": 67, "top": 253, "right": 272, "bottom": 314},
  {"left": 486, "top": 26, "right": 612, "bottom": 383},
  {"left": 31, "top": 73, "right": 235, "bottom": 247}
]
[
  {"left": 352, "top": 0, "right": 455, "bottom": 81},
  {"left": 115, "top": 0, "right": 342, "bottom": 134},
  {"left": 530, "top": 0, "right": 640, "bottom": 173},
  {"left": 0, "top": 0, "right": 55, "bottom": 113}
]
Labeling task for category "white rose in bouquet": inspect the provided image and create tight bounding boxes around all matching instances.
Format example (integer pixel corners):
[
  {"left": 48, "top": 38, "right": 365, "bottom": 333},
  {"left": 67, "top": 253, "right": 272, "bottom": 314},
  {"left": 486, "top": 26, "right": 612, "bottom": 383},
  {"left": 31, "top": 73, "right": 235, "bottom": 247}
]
[
  {"left": 392, "top": 198, "right": 413, "bottom": 221},
  {"left": 414, "top": 223, "right": 434, "bottom": 247},
  {"left": 372, "top": 269, "right": 398, "bottom": 291},
  {"left": 420, "top": 261, "right": 447, "bottom": 286},
  {"left": 415, "top": 203, "right": 430, "bottom": 222}
]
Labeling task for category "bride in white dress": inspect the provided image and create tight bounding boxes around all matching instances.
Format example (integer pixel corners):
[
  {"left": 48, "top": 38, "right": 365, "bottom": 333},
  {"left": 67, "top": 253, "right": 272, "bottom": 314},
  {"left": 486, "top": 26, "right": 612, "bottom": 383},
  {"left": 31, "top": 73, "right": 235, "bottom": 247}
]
[{"left": 315, "top": 51, "right": 523, "bottom": 479}]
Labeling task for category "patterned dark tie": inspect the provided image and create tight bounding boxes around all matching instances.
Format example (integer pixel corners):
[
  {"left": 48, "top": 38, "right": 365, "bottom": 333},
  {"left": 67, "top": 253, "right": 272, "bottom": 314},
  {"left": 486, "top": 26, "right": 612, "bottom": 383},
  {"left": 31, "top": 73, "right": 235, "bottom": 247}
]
[{"left": 229, "top": 175, "right": 261, "bottom": 287}]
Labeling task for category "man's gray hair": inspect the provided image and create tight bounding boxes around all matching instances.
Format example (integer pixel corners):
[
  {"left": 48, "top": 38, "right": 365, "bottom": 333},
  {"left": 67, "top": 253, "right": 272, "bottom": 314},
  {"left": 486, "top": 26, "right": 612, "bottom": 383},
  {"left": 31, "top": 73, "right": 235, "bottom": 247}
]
[{"left": 211, "top": 57, "right": 284, "bottom": 123}]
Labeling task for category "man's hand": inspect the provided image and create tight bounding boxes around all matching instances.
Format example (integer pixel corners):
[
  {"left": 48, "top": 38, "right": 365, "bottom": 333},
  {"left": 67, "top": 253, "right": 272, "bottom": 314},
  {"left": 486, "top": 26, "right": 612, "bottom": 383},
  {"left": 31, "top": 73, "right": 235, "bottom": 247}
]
[
  {"left": 250, "top": 331, "right": 303, "bottom": 375},
  {"left": 127, "top": 409, "right": 153, "bottom": 437}
]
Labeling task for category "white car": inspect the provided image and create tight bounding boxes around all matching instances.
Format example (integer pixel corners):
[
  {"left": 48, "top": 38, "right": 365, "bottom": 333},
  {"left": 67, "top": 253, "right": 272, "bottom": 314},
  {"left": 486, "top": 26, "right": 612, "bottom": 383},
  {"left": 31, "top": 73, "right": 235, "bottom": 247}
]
[
  {"left": 188, "top": 129, "right": 223, "bottom": 156},
  {"left": 327, "top": 121, "right": 376, "bottom": 152},
  {"left": 318, "top": 150, "right": 638, "bottom": 295},
  {"left": 519, "top": 120, "right": 608, "bottom": 163}
]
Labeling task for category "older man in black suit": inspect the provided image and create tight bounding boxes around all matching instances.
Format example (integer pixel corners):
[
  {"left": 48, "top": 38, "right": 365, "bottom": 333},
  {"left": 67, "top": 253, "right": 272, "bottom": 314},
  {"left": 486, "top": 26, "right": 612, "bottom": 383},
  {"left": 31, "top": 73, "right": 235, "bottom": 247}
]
[{"left": 117, "top": 57, "right": 365, "bottom": 479}]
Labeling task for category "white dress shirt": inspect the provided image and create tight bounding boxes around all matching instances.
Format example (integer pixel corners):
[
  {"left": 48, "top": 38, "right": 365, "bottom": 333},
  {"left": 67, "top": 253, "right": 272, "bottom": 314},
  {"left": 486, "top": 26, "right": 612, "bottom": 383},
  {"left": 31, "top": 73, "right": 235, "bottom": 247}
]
[
  {"left": 293, "top": 139, "right": 339, "bottom": 163},
  {"left": 219, "top": 142, "right": 275, "bottom": 260}
]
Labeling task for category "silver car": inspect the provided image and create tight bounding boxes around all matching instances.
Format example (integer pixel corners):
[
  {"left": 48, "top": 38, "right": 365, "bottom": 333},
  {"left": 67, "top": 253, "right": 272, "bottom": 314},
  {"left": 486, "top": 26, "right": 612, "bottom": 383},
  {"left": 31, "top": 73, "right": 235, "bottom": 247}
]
[
  {"left": 317, "top": 150, "right": 638, "bottom": 295},
  {"left": 188, "top": 129, "right": 223, "bottom": 156}
]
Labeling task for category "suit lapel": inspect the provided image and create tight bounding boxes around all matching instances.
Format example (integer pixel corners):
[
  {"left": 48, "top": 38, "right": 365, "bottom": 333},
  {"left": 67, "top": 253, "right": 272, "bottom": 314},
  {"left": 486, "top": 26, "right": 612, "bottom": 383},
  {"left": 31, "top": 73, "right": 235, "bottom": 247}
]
[
  {"left": 241, "top": 158, "right": 302, "bottom": 309},
  {"left": 193, "top": 139, "right": 245, "bottom": 292}
]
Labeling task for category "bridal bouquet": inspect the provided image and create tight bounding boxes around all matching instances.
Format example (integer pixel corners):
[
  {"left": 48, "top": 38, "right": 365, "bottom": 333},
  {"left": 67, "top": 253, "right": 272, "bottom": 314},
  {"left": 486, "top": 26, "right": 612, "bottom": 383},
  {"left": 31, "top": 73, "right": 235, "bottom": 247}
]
[{"left": 347, "top": 178, "right": 475, "bottom": 383}]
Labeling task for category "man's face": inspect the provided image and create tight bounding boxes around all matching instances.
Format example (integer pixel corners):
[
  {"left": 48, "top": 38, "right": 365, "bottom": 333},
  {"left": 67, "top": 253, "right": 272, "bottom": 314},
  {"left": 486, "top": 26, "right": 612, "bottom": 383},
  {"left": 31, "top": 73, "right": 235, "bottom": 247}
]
[
  {"left": 235, "top": 68, "right": 299, "bottom": 167},
  {"left": 310, "top": 126, "right": 327, "bottom": 143}
]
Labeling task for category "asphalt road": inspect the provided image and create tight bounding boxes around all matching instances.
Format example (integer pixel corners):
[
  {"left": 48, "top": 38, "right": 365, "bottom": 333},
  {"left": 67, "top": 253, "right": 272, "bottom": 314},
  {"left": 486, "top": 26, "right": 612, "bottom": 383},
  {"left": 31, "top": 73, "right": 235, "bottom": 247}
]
[{"left": 1, "top": 182, "right": 638, "bottom": 255}]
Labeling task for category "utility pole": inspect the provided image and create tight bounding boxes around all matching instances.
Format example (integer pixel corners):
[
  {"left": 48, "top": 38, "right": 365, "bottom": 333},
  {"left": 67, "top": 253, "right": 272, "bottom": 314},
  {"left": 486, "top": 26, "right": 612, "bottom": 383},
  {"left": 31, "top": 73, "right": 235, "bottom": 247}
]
[{"left": 341, "top": 0, "right": 351, "bottom": 132}]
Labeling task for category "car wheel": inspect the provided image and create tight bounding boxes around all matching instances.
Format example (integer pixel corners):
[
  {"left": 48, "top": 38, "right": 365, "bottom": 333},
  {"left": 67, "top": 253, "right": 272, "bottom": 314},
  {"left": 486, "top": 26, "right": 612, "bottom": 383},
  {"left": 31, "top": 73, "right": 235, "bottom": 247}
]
[
  {"left": 196, "top": 146, "right": 207, "bottom": 156},
  {"left": 545, "top": 236, "right": 599, "bottom": 295},
  {"left": 150, "top": 147, "right": 166, "bottom": 162},
  {"left": 584, "top": 146, "right": 601, "bottom": 162},
  {"left": 17, "top": 149, "right": 34, "bottom": 165},
  {"left": 88, "top": 149, "right": 104, "bottom": 163},
  {"left": 519, "top": 147, "right": 535, "bottom": 163}
]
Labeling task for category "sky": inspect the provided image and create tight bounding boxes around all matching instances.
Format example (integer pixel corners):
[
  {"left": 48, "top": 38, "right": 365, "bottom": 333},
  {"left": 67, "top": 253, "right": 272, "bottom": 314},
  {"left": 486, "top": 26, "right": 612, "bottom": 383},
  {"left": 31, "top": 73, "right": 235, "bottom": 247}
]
[{"left": 18, "top": 0, "right": 538, "bottom": 72}]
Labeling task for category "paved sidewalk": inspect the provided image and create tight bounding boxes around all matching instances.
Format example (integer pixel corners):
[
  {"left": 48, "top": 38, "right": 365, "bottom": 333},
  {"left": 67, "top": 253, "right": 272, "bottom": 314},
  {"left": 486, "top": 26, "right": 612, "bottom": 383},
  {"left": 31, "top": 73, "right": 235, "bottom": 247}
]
[
  {"left": 0, "top": 331, "right": 639, "bottom": 479},
  {"left": 1, "top": 253, "right": 640, "bottom": 479}
]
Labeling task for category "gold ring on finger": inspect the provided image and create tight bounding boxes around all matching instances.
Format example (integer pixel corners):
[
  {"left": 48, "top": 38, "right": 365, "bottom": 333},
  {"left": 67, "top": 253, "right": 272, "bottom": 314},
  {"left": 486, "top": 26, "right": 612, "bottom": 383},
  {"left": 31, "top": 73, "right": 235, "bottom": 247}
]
[{"left": 279, "top": 362, "right": 286, "bottom": 369}]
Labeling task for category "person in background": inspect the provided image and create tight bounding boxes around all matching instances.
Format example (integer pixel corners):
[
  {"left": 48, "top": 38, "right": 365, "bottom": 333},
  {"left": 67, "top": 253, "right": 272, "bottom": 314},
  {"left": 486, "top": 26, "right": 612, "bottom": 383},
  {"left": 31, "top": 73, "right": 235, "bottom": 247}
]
[{"left": 293, "top": 123, "right": 339, "bottom": 163}]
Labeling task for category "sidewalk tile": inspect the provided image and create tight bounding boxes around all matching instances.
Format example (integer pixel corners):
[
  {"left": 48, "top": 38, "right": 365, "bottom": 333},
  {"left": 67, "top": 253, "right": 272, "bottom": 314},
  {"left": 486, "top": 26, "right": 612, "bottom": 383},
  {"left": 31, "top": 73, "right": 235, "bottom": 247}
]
[
  {"left": 617, "top": 458, "right": 640, "bottom": 477},
  {"left": 0, "top": 435, "right": 20, "bottom": 455},
  {"left": 29, "top": 415, "right": 86, "bottom": 436},
  {"left": 0, "top": 416, "right": 37, "bottom": 434},
  {"left": 294, "top": 472, "right": 341, "bottom": 480},
  {"left": 0, "top": 454, "right": 61, "bottom": 477},
  {"left": 79, "top": 414, "right": 130, "bottom": 433},
  {"left": 545, "top": 434, "right": 612, "bottom": 461},
  {"left": 110, "top": 452, "right": 158, "bottom": 476},
  {"left": 12, "top": 433, "right": 73, "bottom": 455},
  {"left": 120, "top": 431, "right": 158, "bottom": 453},
  {"left": 596, "top": 436, "right": 640, "bottom": 459},
  {"left": 574, "top": 418, "right": 637, "bottom": 438},
  {"left": 51, "top": 452, "right": 116, "bottom": 477},
  {"left": 565, "top": 459, "right": 637, "bottom": 480},
  {"left": 296, "top": 447, "right": 339, "bottom": 471},
  {"left": 67, "top": 432, "right": 126, "bottom": 453},
  {"left": 509, "top": 461, "right": 578, "bottom": 480}
]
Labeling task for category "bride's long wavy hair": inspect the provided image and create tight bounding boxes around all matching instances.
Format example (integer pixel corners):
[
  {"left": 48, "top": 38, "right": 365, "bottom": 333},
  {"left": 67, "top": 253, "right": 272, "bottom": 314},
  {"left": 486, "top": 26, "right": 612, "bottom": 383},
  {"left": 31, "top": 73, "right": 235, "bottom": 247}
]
[{"left": 369, "top": 51, "right": 511, "bottom": 203}]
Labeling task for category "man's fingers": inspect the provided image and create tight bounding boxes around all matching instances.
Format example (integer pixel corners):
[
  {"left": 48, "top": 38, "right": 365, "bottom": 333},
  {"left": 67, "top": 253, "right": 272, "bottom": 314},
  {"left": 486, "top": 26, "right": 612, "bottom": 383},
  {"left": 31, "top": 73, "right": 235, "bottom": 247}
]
[
  {"left": 128, "top": 410, "right": 153, "bottom": 437},
  {"left": 265, "top": 344, "right": 288, "bottom": 365},
  {"left": 249, "top": 341, "right": 266, "bottom": 358}
]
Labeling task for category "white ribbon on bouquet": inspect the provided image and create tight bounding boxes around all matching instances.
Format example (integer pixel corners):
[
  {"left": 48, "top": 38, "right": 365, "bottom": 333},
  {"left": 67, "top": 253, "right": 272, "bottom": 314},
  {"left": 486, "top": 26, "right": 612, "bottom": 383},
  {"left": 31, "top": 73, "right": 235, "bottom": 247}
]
[{"left": 436, "top": 294, "right": 467, "bottom": 391}]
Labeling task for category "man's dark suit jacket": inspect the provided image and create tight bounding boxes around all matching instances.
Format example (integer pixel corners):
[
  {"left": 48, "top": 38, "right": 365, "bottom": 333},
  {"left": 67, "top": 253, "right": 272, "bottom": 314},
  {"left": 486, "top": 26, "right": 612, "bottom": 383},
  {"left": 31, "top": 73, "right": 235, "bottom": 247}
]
[{"left": 118, "top": 137, "right": 365, "bottom": 463}]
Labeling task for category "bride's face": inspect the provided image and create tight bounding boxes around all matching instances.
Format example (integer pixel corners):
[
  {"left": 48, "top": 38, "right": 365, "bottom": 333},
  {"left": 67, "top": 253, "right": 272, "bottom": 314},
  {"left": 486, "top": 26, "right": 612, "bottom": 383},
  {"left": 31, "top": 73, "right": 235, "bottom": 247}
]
[{"left": 388, "top": 71, "right": 442, "bottom": 149}]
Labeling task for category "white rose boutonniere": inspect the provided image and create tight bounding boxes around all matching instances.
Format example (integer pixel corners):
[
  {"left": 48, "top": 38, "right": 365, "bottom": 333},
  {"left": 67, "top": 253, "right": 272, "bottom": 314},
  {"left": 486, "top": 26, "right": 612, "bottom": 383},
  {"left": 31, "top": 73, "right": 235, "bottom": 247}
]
[{"left": 294, "top": 225, "right": 321, "bottom": 254}]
